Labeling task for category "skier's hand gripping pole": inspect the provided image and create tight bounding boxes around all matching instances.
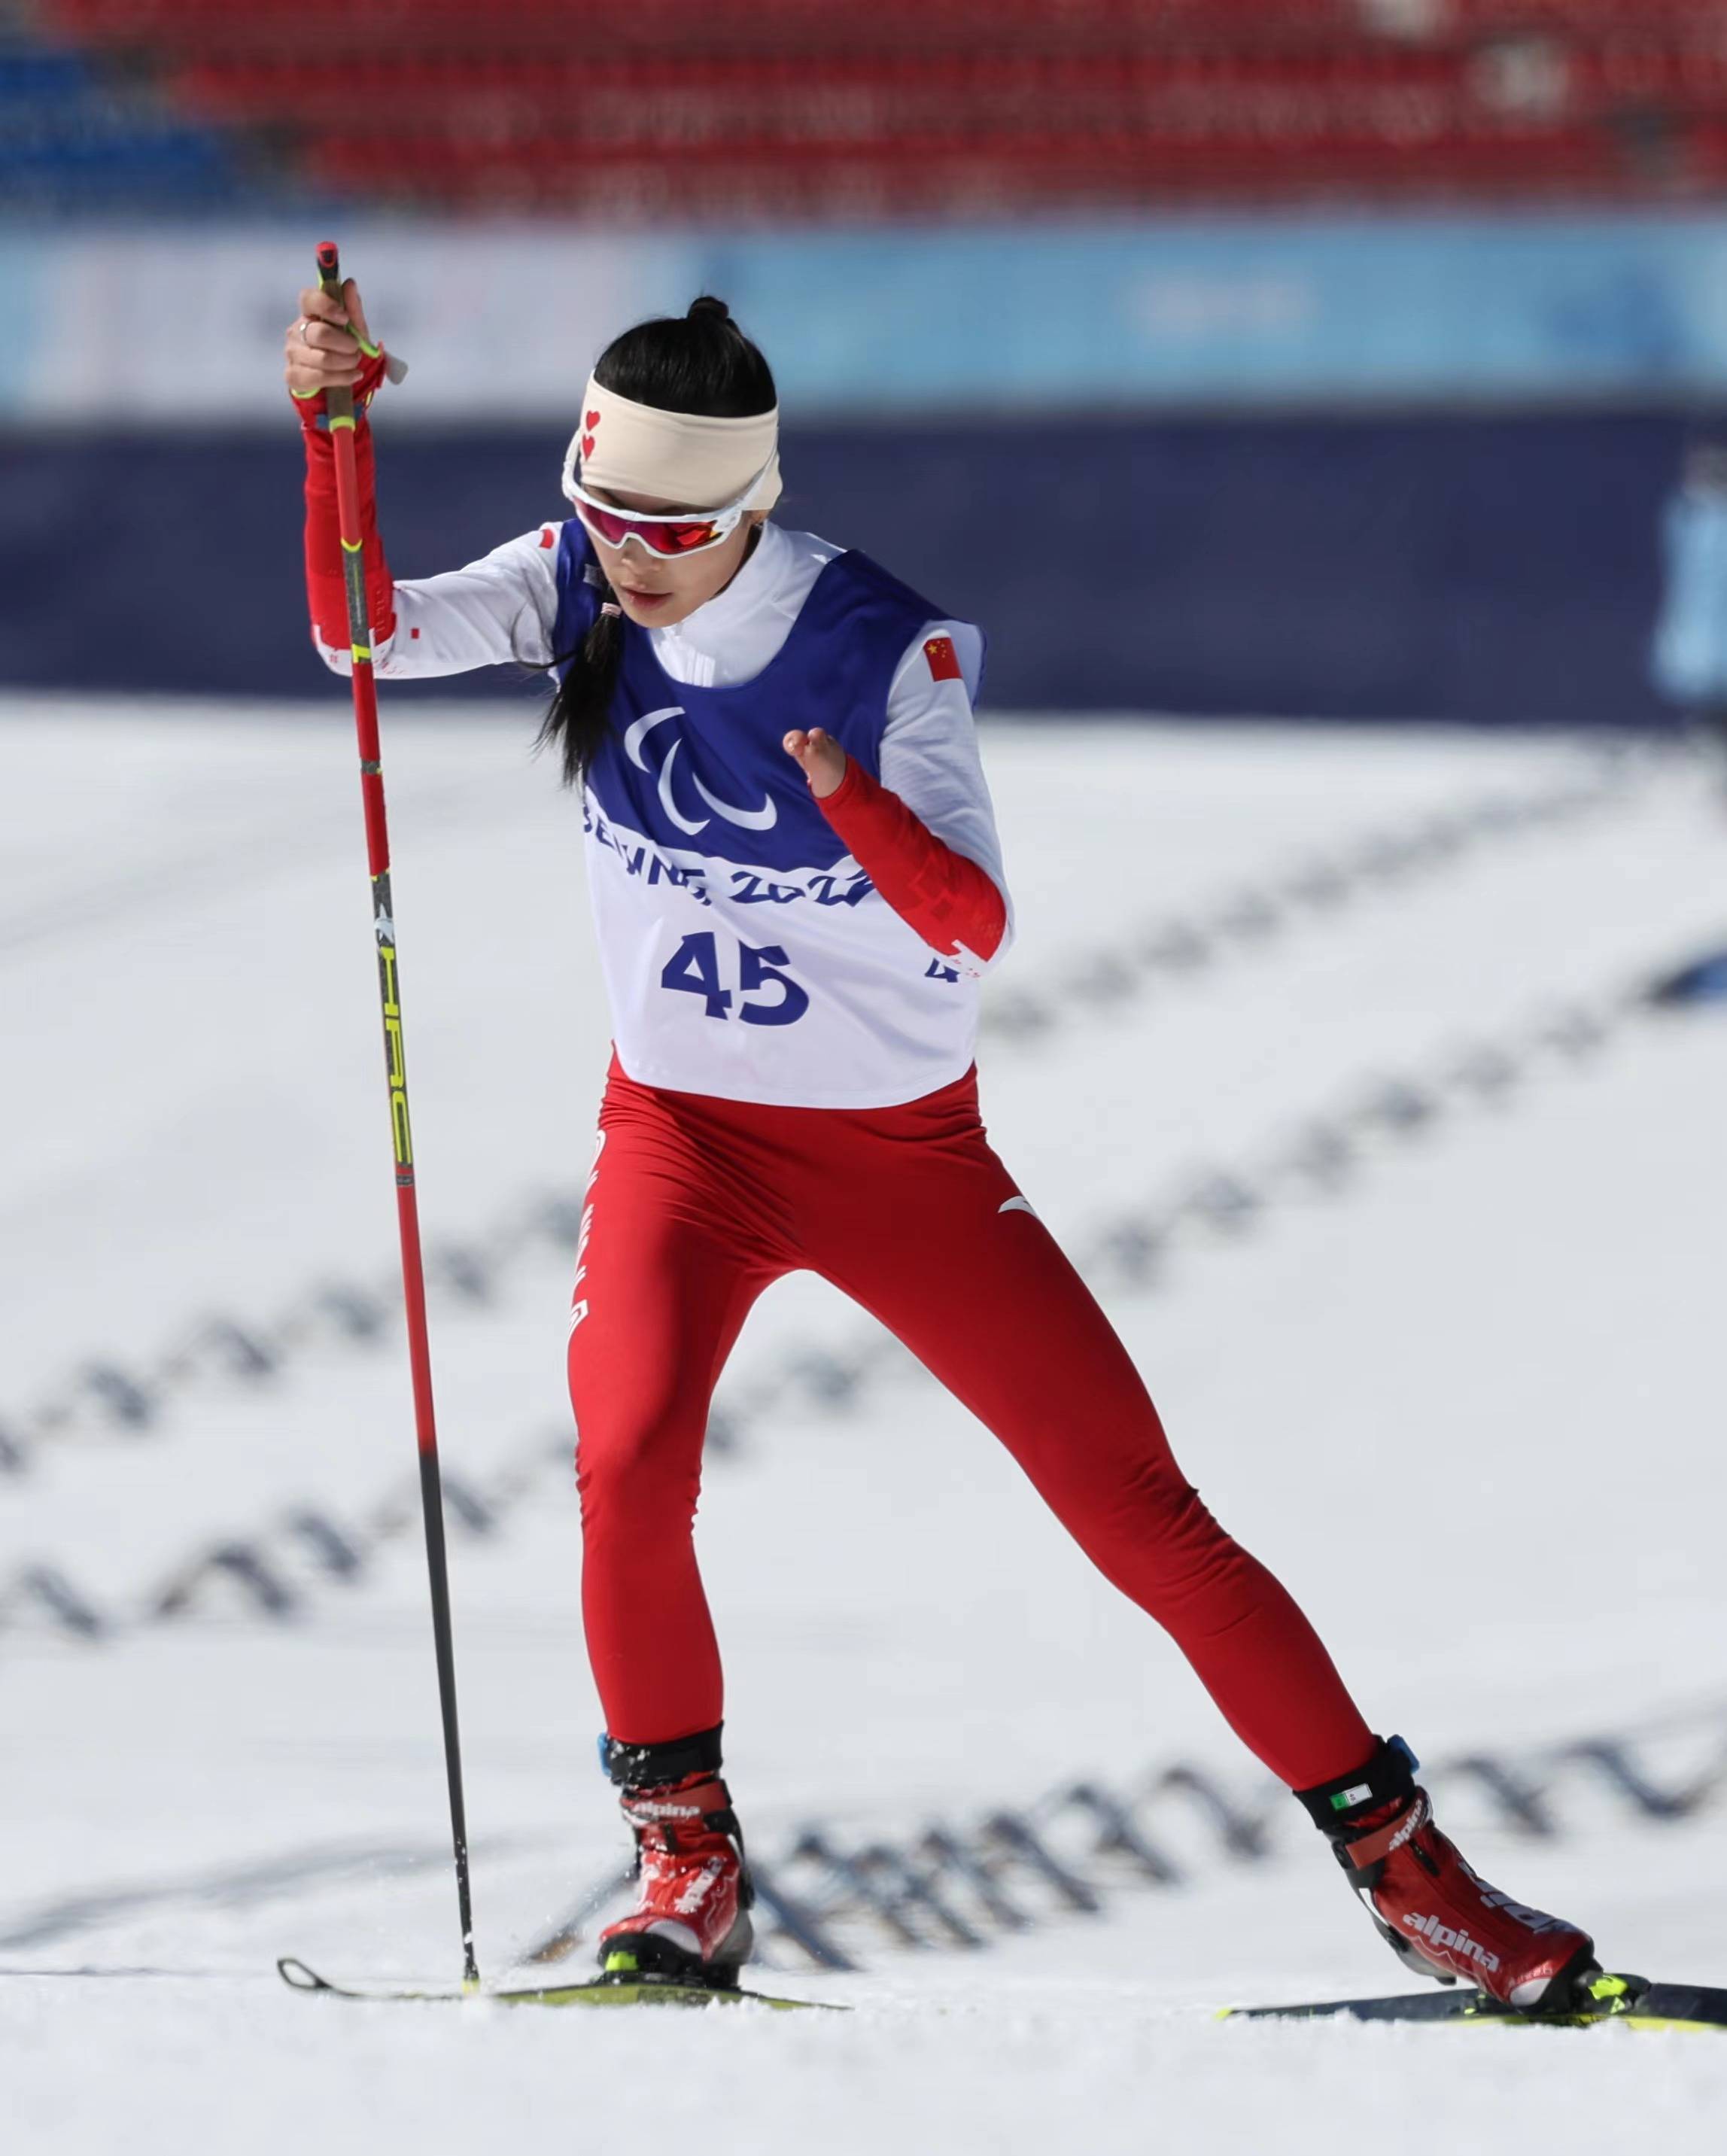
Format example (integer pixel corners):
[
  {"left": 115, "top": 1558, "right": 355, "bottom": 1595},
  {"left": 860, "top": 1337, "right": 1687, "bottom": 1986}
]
[{"left": 315, "top": 242, "right": 480, "bottom": 1993}]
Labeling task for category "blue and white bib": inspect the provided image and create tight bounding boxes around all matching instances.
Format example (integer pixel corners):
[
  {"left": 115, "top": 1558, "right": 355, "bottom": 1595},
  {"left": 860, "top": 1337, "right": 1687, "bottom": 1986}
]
[{"left": 552, "top": 522, "right": 984, "bottom": 1108}]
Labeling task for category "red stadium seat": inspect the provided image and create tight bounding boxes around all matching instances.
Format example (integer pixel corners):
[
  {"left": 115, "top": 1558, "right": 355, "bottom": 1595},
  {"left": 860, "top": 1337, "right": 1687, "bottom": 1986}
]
[{"left": 38, "top": 0, "right": 1727, "bottom": 213}]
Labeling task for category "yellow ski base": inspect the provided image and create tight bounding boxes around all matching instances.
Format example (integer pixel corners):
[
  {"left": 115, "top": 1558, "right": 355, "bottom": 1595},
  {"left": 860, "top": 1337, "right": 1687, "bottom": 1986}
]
[
  {"left": 1222, "top": 1971, "right": 1727, "bottom": 2033},
  {"left": 278, "top": 1955, "right": 842, "bottom": 2012}
]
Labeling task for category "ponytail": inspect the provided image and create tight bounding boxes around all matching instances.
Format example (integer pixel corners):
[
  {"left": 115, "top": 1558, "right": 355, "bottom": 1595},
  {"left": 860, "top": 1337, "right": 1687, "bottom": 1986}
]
[
  {"left": 537, "top": 294, "right": 776, "bottom": 786},
  {"left": 542, "top": 580, "right": 625, "bottom": 788}
]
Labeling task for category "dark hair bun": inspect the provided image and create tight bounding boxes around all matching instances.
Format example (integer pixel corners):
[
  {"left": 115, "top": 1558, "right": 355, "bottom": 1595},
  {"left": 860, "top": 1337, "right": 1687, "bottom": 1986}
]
[{"left": 593, "top": 294, "right": 774, "bottom": 422}]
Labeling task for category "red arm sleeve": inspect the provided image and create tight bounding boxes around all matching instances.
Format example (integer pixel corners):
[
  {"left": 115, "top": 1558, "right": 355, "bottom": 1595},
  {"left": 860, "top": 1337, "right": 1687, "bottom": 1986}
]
[
  {"left": 815, "top": 758, "right": 1007, "bottom": 963},
  {"left": 298, "top": 398, "right": 397, "bottom": 655}
]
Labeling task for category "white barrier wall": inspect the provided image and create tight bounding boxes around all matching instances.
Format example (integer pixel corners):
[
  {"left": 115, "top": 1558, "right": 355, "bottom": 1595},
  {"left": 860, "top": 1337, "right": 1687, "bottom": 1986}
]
[{"left": 6, "top": 211, "right": 1727, "bottom": 428}]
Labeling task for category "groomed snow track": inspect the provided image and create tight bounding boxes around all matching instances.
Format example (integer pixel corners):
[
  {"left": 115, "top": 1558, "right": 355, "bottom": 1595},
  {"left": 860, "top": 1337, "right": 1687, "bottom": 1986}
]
[{"left": 4, "top": 701, "right": 1726, "bottom": 2154}]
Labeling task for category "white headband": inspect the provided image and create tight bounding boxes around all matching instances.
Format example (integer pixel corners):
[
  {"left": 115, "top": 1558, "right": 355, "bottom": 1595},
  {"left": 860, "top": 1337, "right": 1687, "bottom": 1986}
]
[{"left": 561, "top": 377, "right": 783, "bottom": 515}]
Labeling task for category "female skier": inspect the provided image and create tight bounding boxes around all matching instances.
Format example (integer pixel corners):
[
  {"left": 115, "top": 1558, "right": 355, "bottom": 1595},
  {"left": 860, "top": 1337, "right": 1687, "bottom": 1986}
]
[{"left": 285, "top": 277, "right": 1596, "bottom": 2008}]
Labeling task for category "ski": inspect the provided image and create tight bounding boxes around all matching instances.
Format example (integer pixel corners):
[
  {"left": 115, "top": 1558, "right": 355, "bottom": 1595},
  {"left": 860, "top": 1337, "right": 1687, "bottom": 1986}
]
[
  {"left": 277, "top": 1955, "right": 843, "bottom": 2012},
  {"left": 1224, "top": 1971, "right": 1727, "bottom": 2033}
]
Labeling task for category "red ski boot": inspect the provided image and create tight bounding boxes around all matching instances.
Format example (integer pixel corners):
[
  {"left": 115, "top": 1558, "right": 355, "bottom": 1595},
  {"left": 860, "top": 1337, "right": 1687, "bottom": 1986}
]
[
  {"left": 597, "top": 1752, "right": 754, "bottom": 1986},
  {"left": 1300, "top": 1738, "right": 1598, "bottom": 2012}
]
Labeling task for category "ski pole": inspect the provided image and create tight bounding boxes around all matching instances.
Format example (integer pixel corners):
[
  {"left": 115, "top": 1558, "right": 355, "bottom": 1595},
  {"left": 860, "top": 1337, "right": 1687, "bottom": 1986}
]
[{"left": 315, "top": 239, "right": 480, "bottom": 1992}]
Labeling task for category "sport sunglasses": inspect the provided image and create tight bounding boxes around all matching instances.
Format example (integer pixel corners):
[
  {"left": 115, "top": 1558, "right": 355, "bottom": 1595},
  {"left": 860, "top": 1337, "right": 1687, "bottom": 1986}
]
[{"left": 561, "top": 458, "right": 773, "bottom": 560}]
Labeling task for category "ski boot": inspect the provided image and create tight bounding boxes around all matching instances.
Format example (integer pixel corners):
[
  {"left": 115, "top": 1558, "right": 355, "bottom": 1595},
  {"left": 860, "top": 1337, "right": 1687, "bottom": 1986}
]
[
  {"left": 597, "top": 1726, "right": 754, "bottom": 1987},
  {"left": 1298, "top": 1737, "right": 1598, "bottom": 2012}
]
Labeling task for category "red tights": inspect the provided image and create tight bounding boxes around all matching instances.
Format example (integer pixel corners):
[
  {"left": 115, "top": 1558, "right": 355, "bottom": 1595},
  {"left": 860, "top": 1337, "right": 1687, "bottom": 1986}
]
[{"left": 568, "top": 1060, "right": 1373, "bottom": 1790}]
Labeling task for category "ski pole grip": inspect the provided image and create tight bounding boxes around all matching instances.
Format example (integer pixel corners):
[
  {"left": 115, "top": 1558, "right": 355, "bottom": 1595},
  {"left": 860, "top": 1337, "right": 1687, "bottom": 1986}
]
[{"left": 315, "top": 241, "right": 356, "bottom": 426}]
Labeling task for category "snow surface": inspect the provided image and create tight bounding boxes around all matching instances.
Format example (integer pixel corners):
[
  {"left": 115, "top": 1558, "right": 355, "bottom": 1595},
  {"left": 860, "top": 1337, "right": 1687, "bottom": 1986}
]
[{"left": 4, "top": 698, "right": 1727, "bottom": 2154}]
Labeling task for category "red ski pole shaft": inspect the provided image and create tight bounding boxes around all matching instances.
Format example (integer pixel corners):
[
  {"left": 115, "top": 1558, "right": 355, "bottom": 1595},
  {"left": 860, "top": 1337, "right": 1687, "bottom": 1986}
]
[{"left": 315, "top": 241, "right": 479, "bottom": 1990}]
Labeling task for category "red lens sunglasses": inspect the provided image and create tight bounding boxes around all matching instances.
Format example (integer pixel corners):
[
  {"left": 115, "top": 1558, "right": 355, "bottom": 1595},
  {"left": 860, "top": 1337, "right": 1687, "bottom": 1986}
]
[{"left": 561, "top": 459, "right": 771, "bottom": 560}]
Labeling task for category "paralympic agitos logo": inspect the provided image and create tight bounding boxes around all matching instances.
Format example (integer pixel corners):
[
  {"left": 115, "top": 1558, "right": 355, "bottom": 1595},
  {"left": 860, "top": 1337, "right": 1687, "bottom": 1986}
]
[{"left": 624, "top": 707, "right": 778, "bottom": 837}]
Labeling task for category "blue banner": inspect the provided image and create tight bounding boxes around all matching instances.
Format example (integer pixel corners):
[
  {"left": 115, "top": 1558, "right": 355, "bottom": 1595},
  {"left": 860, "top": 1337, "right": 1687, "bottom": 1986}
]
[
  {"left": 5, "top": 211, "right": 1727, "bottom": 425},
  {"left": 715, "top": 214, "right": 1727, "bottom": 411}
]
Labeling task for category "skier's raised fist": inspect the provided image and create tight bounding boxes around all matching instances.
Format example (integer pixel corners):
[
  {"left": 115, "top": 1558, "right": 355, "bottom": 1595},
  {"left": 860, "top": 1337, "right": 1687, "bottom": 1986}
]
[{"left": 783, "top": 727, "right": 848, "bottom": 798}]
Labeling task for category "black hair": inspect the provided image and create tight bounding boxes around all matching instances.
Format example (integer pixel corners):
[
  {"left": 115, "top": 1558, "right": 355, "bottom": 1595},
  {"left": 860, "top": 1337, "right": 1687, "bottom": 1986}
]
[{"left": 538, "top": 295, "right": 777, "bottom": 786}]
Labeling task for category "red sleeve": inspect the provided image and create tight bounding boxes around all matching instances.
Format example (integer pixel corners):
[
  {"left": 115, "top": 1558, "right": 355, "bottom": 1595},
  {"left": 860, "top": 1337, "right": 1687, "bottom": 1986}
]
[
  {"left": 299, "top": 403, "right": 397, "bottom": 655},
  {"left": 815, "top": 758, "right": 1007, "bottom": 963}
]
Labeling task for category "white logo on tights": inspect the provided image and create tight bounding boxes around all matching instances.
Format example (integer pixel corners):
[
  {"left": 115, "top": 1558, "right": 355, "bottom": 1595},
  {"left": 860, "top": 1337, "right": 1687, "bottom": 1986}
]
[{"left": 570, "top": 1125, "right": 608, "bottom": 1335}]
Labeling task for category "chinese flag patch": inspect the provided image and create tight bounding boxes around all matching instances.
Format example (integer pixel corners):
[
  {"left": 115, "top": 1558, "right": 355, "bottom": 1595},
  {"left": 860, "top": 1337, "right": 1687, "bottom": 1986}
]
[
  {"left": 540, "top": 525, "right": 557, "bottom": 549},
  {"left": 923, "top": 634, "right": 962, "bottom": 683}
]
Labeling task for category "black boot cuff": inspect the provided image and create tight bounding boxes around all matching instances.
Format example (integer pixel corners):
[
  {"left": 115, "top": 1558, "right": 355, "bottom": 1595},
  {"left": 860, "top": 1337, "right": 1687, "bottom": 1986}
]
[
  {"left": 1294, "top": 1735, "right": 1418, "bottom": 1834},
  {"left": 600, "top": 1723, "right": 725, "bottom": 1790}
]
